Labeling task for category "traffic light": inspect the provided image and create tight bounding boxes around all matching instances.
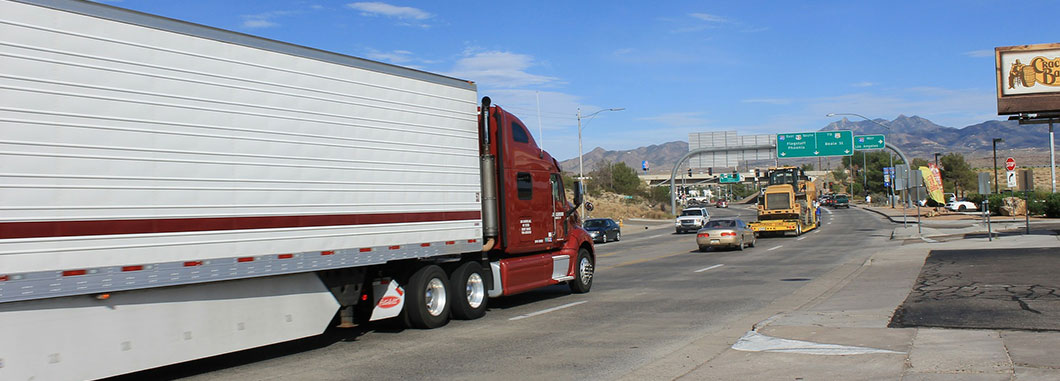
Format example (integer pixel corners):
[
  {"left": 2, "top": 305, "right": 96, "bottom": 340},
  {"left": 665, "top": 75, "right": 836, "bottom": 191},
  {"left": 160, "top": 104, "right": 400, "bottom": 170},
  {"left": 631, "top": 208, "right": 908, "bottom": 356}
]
[
  {"left": 755, "top": 168, "right": 761, "bottom": 178},
  {"left": 688, "top": 168, "right": 692, "bottom": 177},
  {"left": 708, "top": 168, "right": 713, "bottom": 176}
]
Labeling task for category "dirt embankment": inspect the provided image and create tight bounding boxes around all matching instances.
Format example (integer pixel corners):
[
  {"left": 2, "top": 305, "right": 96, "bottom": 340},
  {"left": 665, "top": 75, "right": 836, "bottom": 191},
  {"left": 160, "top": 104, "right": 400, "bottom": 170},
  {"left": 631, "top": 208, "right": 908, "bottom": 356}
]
[{"left": 578, "top": 192, "right": 672, "bottom": 221}]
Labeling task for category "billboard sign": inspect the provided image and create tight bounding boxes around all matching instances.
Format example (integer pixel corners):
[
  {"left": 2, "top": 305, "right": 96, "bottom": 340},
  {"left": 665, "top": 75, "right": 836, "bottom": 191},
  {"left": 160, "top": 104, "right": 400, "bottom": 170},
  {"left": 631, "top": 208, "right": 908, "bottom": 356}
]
[{"left": 996, "top": 43, "right": 1060, "bottom": 114}]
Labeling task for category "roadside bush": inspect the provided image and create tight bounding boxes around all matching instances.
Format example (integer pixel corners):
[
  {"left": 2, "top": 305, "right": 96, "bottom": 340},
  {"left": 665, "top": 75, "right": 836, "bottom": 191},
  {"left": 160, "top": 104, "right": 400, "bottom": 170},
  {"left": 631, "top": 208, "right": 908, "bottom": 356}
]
[{"left": 1044, "top": 193, "right": 1060, "bottom": 218}]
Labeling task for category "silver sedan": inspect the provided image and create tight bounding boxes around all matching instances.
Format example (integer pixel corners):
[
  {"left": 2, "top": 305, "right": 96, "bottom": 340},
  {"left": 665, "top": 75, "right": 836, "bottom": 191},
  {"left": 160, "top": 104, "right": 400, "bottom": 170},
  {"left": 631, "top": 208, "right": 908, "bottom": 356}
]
[{"left": 696, "top": 219, "right": 756, "bottom": 252}]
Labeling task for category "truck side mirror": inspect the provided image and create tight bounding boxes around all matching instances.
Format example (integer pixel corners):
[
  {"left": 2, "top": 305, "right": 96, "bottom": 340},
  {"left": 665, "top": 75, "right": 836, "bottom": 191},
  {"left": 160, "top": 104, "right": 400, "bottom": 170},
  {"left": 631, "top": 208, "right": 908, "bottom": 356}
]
[{"left": 573, "top": 181, "right": 584, "bottom": 207}]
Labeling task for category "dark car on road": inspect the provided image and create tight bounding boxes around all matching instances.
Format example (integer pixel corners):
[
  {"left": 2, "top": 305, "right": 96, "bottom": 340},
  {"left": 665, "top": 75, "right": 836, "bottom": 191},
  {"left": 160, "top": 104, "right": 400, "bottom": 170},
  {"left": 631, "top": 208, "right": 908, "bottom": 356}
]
[
  {"left": 583, "top": 218, "right": 621, "bottom": 243},
  {"left": 833, "top": 194, "right": 850, "bottom": 208}
]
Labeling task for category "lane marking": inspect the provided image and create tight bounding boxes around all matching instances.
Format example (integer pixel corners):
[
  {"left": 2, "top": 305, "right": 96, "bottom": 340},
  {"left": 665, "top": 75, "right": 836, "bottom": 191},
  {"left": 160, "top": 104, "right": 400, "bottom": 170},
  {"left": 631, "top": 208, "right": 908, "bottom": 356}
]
[
  {"left": 814, "top": 230, "right": 821, "bottom": 234},
  {"left": 606, "top": 250, "right": 691, "bottom": 269},
  {"left": 796, "top": 236, "right": 807, "bottom": 241},
  {"left": 598, "top": 234, "right": 677, "bottom": 257},
  {"left": 509, "top": 301, "right": 588, "bottom": 321},
  {"left": 694, "top": 264, "right": 725, "bottom": 273},
  {"left": 822, "top": 208, "right": 833, "bottom": 215},
  {"left": 767, "top": 245, "right": 783, "bottom": 251}
]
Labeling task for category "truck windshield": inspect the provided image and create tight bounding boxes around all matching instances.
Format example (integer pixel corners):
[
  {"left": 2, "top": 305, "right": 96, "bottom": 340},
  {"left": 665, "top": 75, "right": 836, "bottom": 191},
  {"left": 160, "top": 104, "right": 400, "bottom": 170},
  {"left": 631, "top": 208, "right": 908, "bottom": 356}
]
[
  {"left": 769, "top": 171, "right": 795, "bottom": 185},
  {"left": 680, "top": 210, "right": 702, "bottom": 216}
]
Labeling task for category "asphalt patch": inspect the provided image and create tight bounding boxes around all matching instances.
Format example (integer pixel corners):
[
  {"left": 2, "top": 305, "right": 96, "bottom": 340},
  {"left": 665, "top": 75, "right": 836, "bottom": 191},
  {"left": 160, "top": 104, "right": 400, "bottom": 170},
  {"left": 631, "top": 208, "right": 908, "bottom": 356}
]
[{"left": 890, "top": 247, "right": 1060, "bottom": 331}]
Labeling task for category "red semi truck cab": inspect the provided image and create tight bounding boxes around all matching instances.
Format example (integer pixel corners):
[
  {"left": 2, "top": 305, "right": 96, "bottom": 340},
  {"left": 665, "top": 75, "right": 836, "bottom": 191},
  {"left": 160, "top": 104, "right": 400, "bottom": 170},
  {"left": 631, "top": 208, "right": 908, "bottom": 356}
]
[{"left": 479, "top": 98, "right": 596, "bottom": 297}]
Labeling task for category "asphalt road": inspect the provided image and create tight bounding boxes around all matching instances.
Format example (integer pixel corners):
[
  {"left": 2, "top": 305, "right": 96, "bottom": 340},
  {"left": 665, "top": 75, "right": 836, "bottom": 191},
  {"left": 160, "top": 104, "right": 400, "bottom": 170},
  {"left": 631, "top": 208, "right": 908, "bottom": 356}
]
[{"left": 118, "top": 205, "right": 897, "bottom": 381}]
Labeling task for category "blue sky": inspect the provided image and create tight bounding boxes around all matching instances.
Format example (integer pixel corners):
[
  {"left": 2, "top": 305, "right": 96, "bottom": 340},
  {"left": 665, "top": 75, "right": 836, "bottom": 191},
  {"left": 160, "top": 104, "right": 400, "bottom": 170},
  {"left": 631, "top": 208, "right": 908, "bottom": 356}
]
[{"left": 102, "top": 0, "right": 1043, "bottom": 162}]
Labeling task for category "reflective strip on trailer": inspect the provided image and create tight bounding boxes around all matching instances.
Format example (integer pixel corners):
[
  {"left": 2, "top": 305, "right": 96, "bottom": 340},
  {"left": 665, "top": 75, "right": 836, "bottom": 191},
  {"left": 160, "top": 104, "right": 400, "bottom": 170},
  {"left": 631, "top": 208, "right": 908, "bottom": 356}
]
[{"left": 0, "top": 240, "right": 480, "bottom": 304}]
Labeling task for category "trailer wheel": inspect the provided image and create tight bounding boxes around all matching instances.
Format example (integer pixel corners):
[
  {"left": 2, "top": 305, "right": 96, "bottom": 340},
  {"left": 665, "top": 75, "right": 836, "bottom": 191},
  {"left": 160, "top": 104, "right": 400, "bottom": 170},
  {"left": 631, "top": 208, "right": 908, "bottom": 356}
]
[
  {"left": 738, "top": 237, "right": 745, "bottom": 251},
  {"left": 404, "top": 265, "right": 451, "bottom": 329},
  {"left": 569, "top": 248, "right": 594, "bottom": 294},
  {"left": 449, "top": 262, "right": 487, "bottom": 320}
]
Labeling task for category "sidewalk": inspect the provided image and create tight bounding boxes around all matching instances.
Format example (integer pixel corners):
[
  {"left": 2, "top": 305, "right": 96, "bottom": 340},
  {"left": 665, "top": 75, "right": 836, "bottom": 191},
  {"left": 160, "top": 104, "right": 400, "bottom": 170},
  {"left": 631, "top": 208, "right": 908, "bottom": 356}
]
[{"left": 622, "top": 224, "right": 1060, "bottom": 380}]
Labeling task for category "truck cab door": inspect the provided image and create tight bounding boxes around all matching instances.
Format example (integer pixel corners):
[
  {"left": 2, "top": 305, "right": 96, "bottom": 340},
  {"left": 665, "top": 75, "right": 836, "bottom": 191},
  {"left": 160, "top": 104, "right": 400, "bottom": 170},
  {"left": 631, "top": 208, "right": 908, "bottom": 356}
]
[{"left": 550, "top": 173, "right": 567, "bottom": 247}]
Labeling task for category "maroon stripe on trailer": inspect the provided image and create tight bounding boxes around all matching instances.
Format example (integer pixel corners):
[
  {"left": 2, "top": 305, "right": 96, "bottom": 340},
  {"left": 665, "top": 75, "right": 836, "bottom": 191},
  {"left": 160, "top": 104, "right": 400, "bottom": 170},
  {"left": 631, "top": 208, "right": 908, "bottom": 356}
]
[
  {"left": 121, "top": 265, "right": 144, "bottom": 272},
  {"left": 237, "top": 257, "right": 254, "bottom": 263},
  {"left": 62, "top": 270, "right": 87, "bottom": 277},
  {"left": 0, "top": 211, "right": 482, "bottom": 239},
  {"left": 277, "top": 254, "right": 294, "bottom": 259}
]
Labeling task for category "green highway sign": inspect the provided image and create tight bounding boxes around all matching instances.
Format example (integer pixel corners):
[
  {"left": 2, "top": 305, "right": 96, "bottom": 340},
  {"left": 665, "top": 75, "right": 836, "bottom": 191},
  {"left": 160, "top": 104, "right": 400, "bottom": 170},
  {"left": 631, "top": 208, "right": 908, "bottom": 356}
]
[
  {"left": 719, "top": 173, "right": 741, "bottom": 184},
  {"left": 854, "top": 134, "right": 886, "bottom": 150},
  {"left": 776, "top": 131, "right": 854, "bottom": 158}
]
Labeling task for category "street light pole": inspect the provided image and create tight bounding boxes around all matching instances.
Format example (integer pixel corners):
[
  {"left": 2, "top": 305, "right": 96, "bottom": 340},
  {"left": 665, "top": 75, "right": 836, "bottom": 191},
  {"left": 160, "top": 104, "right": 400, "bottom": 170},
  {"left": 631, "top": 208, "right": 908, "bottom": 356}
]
[
  {"left": 992, "top": 138, "right": 1003, "bottom": 194},
  {"left": 577, "top": 107, "right": 624, "bottom": 220}
]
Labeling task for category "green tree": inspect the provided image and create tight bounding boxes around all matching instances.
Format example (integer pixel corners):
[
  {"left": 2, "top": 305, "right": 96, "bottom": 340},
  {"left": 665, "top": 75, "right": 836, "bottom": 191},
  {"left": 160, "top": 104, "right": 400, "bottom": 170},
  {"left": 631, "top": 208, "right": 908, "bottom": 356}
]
[
  {"left": 649, "top": 185, "right": 671, "bottom": 204},
  {"left": 800, "top": 163, "right": 814, "bottom": 171},
  {"left": 611, "top": 162, "right": 644, "bottom": 196},
  {"left": 939, "top": 153, "right": 976, "bottom": 197},
  {"left": 587, "top": 161, "right": 646, "bottom": 197},
  {"left": 911, "top": 158, "right": 929, "bottom": 169}
]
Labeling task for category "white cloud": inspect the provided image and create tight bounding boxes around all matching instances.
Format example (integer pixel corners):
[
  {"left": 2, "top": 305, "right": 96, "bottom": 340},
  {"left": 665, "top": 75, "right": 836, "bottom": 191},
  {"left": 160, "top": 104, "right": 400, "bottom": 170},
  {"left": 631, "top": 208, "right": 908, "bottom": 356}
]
[
  {"left": 964, "top": 49, "right": 993, "bottom": 58},
  {"left": 742, "top": 98, "right": 793, "bottom": 105},
  {"left": 347, "top": 2, "right": 432, "bottom": 20},
  {"left": 851, "top": 81, "right": 875, "bottom": 88},
  {"left": 241, "top": 11, "right": 292, "bottom": 29},
  {"left": 446, "top": 50, "right": 560, "bottom": 88},
  {"left": 689, "top": 13, "right": 727, "bottom": 23},
  {"left": 639, "top": 112, "right": 710, "bottom": 127}
]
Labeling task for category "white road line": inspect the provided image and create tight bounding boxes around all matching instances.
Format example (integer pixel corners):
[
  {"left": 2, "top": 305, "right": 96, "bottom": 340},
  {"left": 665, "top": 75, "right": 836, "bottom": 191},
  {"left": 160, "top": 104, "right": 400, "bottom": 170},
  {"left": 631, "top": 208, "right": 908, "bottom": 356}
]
[
  {"left": 822, "top": 207, "right": 833, "bottom": 215},
  {"left": 814, "top": 230, "right": 821, "bottom": 234},
  {"left": 827, "top": 222, "right": 832, "bottom": 225},
  {"left": 796, "top": 236, "right": 807, "bottom": 241},
  {"left": 509, "top": 301, "right": 588, "bottom": 321},
  {"left": 767, "top": 245, "right": 783, "bottom": 251},
  {"left": 694, "top": 264, "right": 725, "bottom": 273}
]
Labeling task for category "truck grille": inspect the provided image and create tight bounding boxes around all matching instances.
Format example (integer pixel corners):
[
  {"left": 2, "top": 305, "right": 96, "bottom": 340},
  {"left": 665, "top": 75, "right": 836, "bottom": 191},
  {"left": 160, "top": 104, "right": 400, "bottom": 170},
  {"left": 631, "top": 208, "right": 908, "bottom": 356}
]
[{"left": 766, "top": 193, "right": 790, "bottom": 210}]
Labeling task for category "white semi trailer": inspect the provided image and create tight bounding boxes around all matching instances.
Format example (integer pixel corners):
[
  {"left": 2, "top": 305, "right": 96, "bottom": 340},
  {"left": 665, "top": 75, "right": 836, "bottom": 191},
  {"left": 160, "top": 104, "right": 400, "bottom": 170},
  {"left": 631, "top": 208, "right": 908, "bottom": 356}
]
[{"left": 0, "top": 1, "right": 596, "bottom": 379}]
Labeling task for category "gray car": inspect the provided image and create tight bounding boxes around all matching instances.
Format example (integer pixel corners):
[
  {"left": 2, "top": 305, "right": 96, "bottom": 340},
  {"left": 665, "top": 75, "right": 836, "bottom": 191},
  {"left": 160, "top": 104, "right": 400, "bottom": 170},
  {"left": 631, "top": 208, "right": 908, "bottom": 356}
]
[{"left": 696, "top": 219, "right": 756, "bottom": 252}]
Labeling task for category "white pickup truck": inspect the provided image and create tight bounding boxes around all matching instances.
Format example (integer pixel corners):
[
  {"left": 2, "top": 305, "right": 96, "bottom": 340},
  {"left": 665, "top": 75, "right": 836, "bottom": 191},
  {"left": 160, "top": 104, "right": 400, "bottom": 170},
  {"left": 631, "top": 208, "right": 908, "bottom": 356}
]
[{"left": 675, "top": 207, "right": 711, "bottom": 234}]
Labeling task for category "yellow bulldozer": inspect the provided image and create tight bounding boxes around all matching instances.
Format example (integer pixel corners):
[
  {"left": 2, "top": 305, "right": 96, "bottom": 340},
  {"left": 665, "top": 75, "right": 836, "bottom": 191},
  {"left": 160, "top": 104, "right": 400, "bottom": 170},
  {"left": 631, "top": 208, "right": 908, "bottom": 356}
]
[{"left": 747, "top": 166, "right": 819, "bottom": 236}]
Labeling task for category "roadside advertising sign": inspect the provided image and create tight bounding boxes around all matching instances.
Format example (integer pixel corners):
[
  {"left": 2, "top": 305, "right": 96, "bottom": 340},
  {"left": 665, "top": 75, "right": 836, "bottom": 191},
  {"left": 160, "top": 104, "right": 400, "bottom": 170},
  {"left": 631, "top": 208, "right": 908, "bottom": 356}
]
[
  {"left": 921, "top": 164, "right": 945, "bottom": 204},
  {"left": 996, "top": 43, "right": 1060, "bottom": 115}
]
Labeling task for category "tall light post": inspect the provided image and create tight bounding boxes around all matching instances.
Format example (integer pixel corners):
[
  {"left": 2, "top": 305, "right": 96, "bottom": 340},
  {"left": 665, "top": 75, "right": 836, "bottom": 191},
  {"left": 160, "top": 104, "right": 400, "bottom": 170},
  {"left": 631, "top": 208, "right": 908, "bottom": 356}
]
[
  {"left": 992, "top": 138, "right": 1003, "bottom": 194},
  {"left": 577, "top": 107, "right": 624, "bottom": 219}
]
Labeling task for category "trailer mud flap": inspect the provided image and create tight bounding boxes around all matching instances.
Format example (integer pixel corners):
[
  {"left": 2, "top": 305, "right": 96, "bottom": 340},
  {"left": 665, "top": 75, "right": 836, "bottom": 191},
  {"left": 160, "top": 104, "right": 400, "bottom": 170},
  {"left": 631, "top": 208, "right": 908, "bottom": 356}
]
[{"left": 369, "top": 280, "right": 405, "bottom": 321}]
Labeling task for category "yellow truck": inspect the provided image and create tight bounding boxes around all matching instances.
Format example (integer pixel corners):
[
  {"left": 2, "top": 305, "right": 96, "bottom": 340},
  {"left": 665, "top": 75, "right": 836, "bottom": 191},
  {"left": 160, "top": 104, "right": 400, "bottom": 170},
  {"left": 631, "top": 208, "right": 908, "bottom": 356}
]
[{"left": 748, "top": 166, "right": 819, "bottom": 236}]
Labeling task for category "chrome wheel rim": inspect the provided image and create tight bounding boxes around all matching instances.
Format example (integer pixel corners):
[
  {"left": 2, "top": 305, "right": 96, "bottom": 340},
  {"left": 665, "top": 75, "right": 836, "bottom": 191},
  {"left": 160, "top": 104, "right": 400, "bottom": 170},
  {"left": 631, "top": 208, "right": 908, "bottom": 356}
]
[
  {"left": 424, "top": 278, "right": 447, "bottom": 317},
  {"left": 579, "top": 257, "right": 594, "bottom": 285},
  {"left": 465, "top": 273, "right": 485, "bottom": 309}
]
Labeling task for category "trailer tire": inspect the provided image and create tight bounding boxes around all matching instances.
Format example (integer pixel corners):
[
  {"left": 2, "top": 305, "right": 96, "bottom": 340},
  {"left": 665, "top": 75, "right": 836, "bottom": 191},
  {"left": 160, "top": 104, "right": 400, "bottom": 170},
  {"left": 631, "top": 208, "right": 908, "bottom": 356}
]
[
  {"left": 449, "top": 262, "right": 488, "bottom": 320},
  {"left": 738, "top": 237, "right": 745, "bottom": 251},
  {"left": 569, "top": 248, "right": 594, "bottom": 294},
  {"left": 404, "top": 265, "right": 451, "bottom": 329}
]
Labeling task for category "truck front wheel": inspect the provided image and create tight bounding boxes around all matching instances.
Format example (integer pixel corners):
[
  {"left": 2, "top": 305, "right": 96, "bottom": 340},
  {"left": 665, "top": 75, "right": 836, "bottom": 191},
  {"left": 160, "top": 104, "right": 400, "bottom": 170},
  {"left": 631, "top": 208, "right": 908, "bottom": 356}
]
[
  {"left": 404, "top": 265, "right": 451, "bottom": 329},
  {"left": 569, "top": 248, "right": 594, "bottom": 294},
  {"left": 449, "top": 261, "right": 487, "bottom": 320}
]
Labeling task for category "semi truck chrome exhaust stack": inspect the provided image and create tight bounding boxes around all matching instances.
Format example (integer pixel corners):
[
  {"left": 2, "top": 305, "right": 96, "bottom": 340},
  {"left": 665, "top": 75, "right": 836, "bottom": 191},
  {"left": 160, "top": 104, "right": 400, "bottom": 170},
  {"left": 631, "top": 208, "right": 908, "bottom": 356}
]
[{"left": 480, "top": 97, "right": 499, "bottom": 242}]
